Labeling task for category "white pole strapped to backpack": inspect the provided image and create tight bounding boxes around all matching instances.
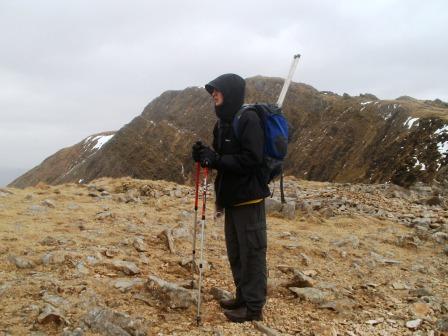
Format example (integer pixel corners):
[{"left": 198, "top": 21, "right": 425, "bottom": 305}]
[
  {"left": 276, "top": 54, "right": 301, "bottom": 108},
  {"left": 276, "top": 53, "right": 300, "bottom": 203}
]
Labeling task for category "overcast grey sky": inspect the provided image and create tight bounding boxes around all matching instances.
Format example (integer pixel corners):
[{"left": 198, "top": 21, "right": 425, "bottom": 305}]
[{"left": 1, "top": 0, "right": 447, "bottom": 185}]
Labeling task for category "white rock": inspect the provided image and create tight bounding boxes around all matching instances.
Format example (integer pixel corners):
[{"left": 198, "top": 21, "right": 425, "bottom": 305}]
[
  {"left": 113, "top": 278, "right": 144, "bottom": 293},
  {"left": 406, "top": 319, "right": 422, "bottom": 330},
  {"left": 392, "top": 281, "right": 410, "bottom": 290},
  {"left": 133, "top": 237, "right": 148, "bottom": 252},
  {"left": 42, "top": 292, "right": 70, "bottom": 310},
  {"left": 433, "top": 232, "right": 448, "bottom": 243},
  {"left": 111, "top": 260, "right": 140, "bottom": 275},
  {"left": 76, "top": 262, "right": 90, "bottom": 276},
  {"left": 8, "top": 255, "right": 35, "bottom": 269}
]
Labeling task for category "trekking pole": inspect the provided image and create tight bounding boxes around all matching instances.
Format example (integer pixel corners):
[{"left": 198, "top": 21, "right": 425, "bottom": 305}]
[
  {"left": 191, "top": 161, "right": 201, "bottom": 284},
  {"left": 277, "top": 54, "right": 301, "bottom": 108},
  {"left": 196, "top": 167, "right": 208, "bottom": 326}
]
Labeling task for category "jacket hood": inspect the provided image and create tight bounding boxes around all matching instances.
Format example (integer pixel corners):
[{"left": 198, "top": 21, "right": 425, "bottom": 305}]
[{"left": 205, "top": 73, "right": 245, "bottom": 122}]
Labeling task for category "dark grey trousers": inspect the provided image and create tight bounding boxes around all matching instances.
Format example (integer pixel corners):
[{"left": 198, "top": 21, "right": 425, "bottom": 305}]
[{"left": 224, "top": 201, "right": 267, "bottom": 311}]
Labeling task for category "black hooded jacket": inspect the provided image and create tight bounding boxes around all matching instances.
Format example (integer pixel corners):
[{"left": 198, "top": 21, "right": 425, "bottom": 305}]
[{"left": 205, "top": 74, "right": 270, "bottom": 207}]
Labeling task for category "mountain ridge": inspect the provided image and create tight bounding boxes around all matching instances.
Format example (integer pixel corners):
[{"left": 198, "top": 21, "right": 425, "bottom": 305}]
[{"left": 9, "top": 76, "right": 448, "bottom": 189}]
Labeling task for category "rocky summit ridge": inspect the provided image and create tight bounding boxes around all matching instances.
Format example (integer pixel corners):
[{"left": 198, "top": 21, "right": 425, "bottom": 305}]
[
  {"left": 8, "top": 76, "right": 448, "bottom": 189},
  {"left": 0, "top": 177, "right": 447, "bottom": 335}
]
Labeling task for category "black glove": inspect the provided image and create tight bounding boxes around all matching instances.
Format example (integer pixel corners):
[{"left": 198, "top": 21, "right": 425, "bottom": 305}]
[
  {"left": 199, "top": 146, "right": 220, "bottom": 169},
  {"left": 191, "top": 141, "right": 205, "bottom": 162}
]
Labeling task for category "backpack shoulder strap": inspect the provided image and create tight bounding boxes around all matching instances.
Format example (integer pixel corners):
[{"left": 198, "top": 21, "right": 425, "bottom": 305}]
[{"left": 232, "top": 104, "right": 255, "bottom": 140}]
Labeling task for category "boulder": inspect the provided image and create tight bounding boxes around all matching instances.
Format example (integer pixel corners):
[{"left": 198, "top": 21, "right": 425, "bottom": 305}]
[
  {"left": 111, "top": 260, "right": 140, "bottom": 275},
  {"left": 433, "top": 232, "right": 448, "bottom": 244},
  {"left": 289, "top": 270, "right": 316, "bottom": 288},
  {"left": 41, "top": 251, "right": 66, "bottom": 265},
  {"left": 405, "top": 319, "right": 422, "bottom": 330},
  {"left": 37, "top": 304, "right": 68, "bottom": 325},
  {"left": 289, "top": 287, "right": 330, "bottom": 304},
  {"left": 281, "top": 202, "right": 296, "bottom": 219},
  {"left": 210, "top": 287, "right": 232, "bottom": 302},
  {"left": 83, "top": 307, "right": 147, "bottom": 336},
  {"left": 171, "top": 222, "right": 191, "bottom": 240},
  {"left": 133, "top": 237, "right": 148, "bottom": 252},
  {"left": 8, "top": 255, "right": 35, "bottom": 269},
  {"left": 113, "top": 278, "right": 145, "bottom": 293},
  {"left": 265, "top": 198, "right": 283, "bottom": 213},
  {"left": 42, "top": 292, "right": 70, "bottom": 311},
  {"left": 146, "top": 275, "right": 196, "bottom": 309}
]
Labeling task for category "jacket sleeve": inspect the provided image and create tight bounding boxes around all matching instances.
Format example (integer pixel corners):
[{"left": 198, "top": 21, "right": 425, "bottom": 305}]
[{"left": 218, "top": 110, "right": 264, "bottom": 174}]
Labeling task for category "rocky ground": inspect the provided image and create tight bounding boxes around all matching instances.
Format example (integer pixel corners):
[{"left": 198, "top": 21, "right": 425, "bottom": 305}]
[{"left": 0, "top": 177, "right": 447, "bottom": 336}]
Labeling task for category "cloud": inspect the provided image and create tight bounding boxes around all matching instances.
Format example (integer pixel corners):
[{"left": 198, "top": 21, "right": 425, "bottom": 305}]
[{"left": 0, "top": 0, "right": 447, "bottom": 174}]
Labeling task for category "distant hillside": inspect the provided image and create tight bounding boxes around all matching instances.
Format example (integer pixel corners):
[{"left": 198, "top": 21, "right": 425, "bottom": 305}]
[
  {"left": 9, "top": 77, "right": 448, "bottom": 188},
  {"left": 9, "top": 132, "right": 116, "bottom": 188}
]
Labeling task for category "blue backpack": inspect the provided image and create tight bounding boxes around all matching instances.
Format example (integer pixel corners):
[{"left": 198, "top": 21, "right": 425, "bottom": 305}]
[{"left": 232, "top": 103, "right": 289, "bottom": 185}]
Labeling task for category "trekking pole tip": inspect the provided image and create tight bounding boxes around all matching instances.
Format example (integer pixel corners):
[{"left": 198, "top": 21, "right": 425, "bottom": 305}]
[{"left": 294, "top": 53, "right": 301, "bottom": 59}]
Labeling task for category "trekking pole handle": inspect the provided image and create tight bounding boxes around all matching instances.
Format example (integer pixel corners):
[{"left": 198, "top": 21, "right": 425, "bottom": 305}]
[{"left": 277, "top": 53, "right": 301, "bottom": 108}]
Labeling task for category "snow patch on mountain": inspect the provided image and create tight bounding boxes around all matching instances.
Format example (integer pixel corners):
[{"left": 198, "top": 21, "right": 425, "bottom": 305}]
[
  {"left": 404, "top": 117, "right": 419, "bottom": 129},
  {"left": 84, "top": 134, "right": 115, "bottom": 151}
]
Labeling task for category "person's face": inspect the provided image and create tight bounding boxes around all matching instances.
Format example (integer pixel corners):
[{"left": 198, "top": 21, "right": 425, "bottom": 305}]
[{"left": 212, "top": 89, "right": 224, "bottom": 106}]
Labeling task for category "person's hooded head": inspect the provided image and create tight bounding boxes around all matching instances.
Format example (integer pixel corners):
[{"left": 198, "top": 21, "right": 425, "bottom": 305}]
[{"left": 205, "top": 74, "right": 245, "bottom": 122}]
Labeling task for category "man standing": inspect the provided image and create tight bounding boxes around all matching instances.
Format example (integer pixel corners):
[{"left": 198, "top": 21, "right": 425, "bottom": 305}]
[{"left": 192, "top": 74, "right": 270, "bottom": 323}]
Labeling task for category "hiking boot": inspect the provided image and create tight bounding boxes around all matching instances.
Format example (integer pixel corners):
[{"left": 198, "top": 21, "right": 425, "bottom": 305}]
[
  {"left": 224, "top": 307, "right": 263, "bottom": 323},
  {"left": 219, "top": 298, "right": 245, "bottom": 310}
]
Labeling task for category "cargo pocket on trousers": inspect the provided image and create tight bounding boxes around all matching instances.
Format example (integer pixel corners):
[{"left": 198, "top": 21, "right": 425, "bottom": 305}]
[{"left": 247, "top": 229, "right": 267, "bottom": 252}]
